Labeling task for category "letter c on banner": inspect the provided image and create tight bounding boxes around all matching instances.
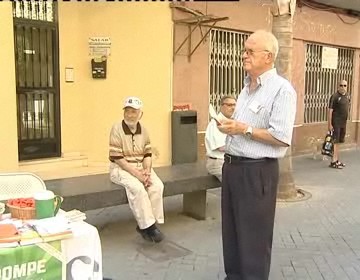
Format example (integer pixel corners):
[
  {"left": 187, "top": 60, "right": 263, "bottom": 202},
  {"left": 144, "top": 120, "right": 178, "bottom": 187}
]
[{"left": 66, "top": 256, "right": 99, "bottom": 280}]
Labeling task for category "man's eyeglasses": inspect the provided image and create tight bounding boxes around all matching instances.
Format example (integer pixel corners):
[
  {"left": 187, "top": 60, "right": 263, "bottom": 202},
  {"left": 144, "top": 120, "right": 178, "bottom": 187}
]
[
  {"left": 242, "top": 49, "right": 270, "bottom": 56},
  {"left": 339, "top": 84, "right": 347, "bottom": 87},
  {"left": 222, "top": 103, "right": 236, "bottom": 107}
]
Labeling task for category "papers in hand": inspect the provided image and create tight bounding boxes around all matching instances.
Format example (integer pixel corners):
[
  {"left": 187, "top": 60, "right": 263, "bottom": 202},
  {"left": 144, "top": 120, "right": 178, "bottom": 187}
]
[{"left": 209, "top": 104, "right": 221, "bottom": 125}]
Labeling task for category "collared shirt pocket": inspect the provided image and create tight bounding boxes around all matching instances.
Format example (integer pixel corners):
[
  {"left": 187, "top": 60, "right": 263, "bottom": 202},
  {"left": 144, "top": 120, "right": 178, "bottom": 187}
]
[
  {"left": 248, "top": 101, "right": 270, "bottom": 128},
  {"left": 248, "top": 100, "right": 263, "bottom": 114}
]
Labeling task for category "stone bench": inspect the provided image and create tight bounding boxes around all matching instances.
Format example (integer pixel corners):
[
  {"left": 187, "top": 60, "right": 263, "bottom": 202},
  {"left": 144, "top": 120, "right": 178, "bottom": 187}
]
[{"left": 46, "top": 161, "right": 221, "bottom": 220}]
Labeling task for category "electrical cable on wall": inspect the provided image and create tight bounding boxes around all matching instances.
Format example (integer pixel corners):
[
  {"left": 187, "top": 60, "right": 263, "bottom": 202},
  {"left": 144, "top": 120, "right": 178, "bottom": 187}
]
[
  {"left": 336, "top": 13, "right": 360, "bottom": 25},
  {"left": 299, "top": 0, "right": 360, "bottom": 25}
]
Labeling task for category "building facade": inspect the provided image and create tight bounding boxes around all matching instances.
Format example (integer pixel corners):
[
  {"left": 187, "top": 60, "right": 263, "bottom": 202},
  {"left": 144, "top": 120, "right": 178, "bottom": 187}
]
[
  {"left": 0, "top": 1, "right": 359, "bottom": 179},
  {"left": 172, "top": 0, "right": 360, "bottom": 158},
  {"left": 0, "top": 2, "right": 173, "bottom": 177}
]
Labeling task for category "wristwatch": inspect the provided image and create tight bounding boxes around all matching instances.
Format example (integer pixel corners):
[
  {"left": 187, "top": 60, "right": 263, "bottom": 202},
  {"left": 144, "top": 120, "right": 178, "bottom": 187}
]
[{"left": 245, "top": 126, "right": 253, "bottom": 139}]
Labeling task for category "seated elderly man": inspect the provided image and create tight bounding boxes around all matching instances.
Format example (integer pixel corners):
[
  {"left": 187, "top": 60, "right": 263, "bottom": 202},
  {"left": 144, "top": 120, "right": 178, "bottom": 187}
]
[
  {"left": 109, "top": 97, "right": 165, "bottom": 243},
  {"left": 205, "top": 96, "right": 236, "bottom": 181}
]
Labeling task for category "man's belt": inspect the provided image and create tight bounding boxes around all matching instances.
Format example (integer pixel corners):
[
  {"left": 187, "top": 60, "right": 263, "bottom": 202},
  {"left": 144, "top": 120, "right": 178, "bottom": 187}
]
[
  {"left": 110, "top": 159, "right": 143, "bottom": 163},
  {"left": 224, "top": 153, "right": 273, "bottom": 164}
]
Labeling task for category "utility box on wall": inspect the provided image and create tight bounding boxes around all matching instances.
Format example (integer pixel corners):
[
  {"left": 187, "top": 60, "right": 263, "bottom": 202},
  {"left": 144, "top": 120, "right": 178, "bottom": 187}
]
[
  {"left": 91, "top": 58, "right": 107, "bottom": 79},
  {"left": 171, "top": 110, "right": 198, "bottom": 165}
]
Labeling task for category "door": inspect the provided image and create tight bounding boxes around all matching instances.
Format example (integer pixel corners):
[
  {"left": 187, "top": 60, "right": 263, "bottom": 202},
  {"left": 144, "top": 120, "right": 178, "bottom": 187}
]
[{"left": 13, "top": 1, "right": 61, "bottom": 160}]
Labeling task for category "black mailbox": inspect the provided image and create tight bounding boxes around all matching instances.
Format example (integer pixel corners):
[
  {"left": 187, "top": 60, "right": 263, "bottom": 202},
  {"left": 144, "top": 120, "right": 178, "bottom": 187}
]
[{"left": 91, "top": 59, "right": 107, "bottom": 79}]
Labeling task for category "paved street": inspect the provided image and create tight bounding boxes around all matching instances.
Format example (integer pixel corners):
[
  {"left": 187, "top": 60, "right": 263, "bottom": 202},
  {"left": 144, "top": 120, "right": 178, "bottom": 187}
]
[{"left": 86, "top": 148, "right": 360, "bottom": 280}]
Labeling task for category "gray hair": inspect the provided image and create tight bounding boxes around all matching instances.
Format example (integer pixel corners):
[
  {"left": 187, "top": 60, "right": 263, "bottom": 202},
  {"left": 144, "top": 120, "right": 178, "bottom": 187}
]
[
  {"left": 220, "top": 95, "right": 236, "bottom": 105},
  {"left": 253, "top": 30, "right": 279, "bottom": 60}
]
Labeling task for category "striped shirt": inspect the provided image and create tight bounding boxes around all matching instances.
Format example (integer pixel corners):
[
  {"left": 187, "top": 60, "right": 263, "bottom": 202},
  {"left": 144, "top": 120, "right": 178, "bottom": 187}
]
[
  {"left": 225, "top": 68, "right": 297, "bottom": 159},
  {"left": 109, "top": 120, "right": 152, "bottom": 163}
]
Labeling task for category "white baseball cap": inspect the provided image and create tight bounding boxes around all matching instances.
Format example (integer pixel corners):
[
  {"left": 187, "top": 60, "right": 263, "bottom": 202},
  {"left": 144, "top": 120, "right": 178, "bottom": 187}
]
[{"left": 123, "top": 97, "right": 143, "bottom": 109}]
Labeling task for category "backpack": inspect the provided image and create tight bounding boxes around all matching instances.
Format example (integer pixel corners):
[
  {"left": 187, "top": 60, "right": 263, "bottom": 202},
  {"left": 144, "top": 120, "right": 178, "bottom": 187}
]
[{"left": 321, "top": 130, "right": 334, "bottom": 157}]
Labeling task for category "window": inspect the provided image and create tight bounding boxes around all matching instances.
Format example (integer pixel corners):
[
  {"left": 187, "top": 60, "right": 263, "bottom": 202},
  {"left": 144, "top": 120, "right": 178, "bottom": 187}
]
[
  {"left": 209, "top": 29, "right": 249, "bottom": 112},
  {"left": 304, "top": 44, "right": 354, "bottom": 123}
]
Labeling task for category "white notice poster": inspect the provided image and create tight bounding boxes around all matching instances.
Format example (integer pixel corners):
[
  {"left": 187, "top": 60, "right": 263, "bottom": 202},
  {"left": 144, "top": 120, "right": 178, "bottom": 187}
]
[{"left": 321, "top": 47, "right": 338, "bottom": 69}]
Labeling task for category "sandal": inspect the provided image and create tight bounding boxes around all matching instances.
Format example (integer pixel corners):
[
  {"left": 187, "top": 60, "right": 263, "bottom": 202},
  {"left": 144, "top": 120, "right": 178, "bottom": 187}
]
[
  {"left": 329, "top": 161, "right": 343, "bottom": 169},
  {"left": 337, "top": 160, "right": 346, "bottom": 167}
]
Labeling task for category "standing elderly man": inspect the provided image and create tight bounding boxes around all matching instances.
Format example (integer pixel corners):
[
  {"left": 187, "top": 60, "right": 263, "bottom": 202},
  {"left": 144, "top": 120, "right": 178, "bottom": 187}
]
[
  {"left": 328, "top": 80, "right": 350, "bottom": 169},
  {"left": 109, "top": 97, "right": 165, "bottom": 243},
  {"left": 218, "top": 30, "right": 297, "bottom": 280},
  {"left": 205, "top": 96, "right": 236, "bottom": 181}
]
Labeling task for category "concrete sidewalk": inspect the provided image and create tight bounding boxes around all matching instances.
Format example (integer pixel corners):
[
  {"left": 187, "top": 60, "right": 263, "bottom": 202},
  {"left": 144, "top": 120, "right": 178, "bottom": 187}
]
[{"left": 87, "top": 149, "right": 360, "bottom": 280}]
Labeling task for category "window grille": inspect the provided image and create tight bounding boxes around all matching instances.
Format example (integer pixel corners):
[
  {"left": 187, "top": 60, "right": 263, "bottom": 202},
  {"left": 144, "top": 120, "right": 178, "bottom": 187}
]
[
  {"left": 14, "top": 24, "right": 57, "bottom": 142},
  {"left": 18, "top": 91, "right": 55, "bottom": 140},
  {"left": 304, "top": 44, "right": 354, "bottom": 123},
  {"left": 209, "top": 29, "right": 249, "bottom": 112},
  {"left": 13, "top": 0, "right": 54, "bottom": 22}
]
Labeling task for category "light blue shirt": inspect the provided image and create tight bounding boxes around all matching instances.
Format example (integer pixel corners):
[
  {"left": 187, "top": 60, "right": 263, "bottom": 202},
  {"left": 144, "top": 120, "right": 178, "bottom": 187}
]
[{"left": 225, "top": 68, "right": 297, "bottom": 159}]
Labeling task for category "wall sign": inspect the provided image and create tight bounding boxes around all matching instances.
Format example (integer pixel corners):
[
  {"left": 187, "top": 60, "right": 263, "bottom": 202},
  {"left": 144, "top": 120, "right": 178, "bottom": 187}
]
[
  {"left": 89, "top": 37, "right": 111, "bottom": 57},
  {"left": 321, "top": 47, "right": 338, "bottom": 69}
]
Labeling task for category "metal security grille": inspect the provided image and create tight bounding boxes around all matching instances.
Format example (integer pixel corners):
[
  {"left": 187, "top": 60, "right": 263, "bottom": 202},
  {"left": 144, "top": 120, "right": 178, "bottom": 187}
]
[
  {"left": 209, "top": 29, "right": 249, "bottom": 112},
  {"left": 13, "top": 1, "right": 54, "bottom": 22},
  {"left": 13, "top": 2, "right": 60, "bottom": 160},
  {"left": 304, "top": 44, "right": 354, "bottom": 123}
]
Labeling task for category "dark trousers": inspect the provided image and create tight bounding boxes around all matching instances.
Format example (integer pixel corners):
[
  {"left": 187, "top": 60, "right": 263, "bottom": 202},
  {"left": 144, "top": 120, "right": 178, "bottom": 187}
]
[{"left": 222, "top": 158, "right": 279, "bottom": 280}]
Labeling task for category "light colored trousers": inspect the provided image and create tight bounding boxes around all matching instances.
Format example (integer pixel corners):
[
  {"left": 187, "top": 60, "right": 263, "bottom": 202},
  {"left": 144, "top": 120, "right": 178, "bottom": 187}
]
[
  {"left": 110, "top": 163, "right": 164, "bottom": 229},
  {"left": 206, "top": 158, "right": 224, "bottom": 182}
]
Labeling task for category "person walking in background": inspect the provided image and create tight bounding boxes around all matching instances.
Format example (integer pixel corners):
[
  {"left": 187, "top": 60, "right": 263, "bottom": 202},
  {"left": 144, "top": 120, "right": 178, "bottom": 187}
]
[
  {"left": 205, "top": 96, "right": 236, "bottom": 182},
  {"left": 109, "top": 97, "right": 165, "bottom": 243},
  {"left": 328, "top": 80, "right": 350, "bottom": 169},
  {"left": 218, "top": 30, "right": 297, "bottom": 280}
]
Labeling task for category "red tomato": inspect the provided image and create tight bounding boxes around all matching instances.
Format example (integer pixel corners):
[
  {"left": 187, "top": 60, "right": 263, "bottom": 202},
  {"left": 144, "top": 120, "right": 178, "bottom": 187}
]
[{"left": 7, "top": 197, "right": 35, "bottom": 208}]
